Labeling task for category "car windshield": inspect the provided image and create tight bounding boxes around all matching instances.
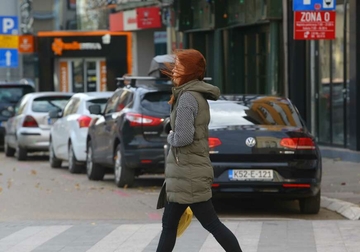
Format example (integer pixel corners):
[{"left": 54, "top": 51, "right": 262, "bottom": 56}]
[
  {"left": 209, "top": 100, "right": 303, "bottom": 128},
  {"left": 141, "top": 91, "right": 171, "bottom": 114},
  {"left": 86, "top": 98, "right": 108, "bottom": 113},
  {"left": 32, "top": 96, "right": 71, "bottom": 113},
  {"left": 0, "top": 86, "right": 34, "bottom": 104}
]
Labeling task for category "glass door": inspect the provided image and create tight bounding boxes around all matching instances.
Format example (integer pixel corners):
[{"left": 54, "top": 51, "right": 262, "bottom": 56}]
[
  {"left": 57, "top": 58, "right": 106, "bottom": 93},
  {"left": 85, "top": 61, "right": 97, "bottom": 92},
  {"left": 72, "top": 60, "right": 84, "bottom": 93}
]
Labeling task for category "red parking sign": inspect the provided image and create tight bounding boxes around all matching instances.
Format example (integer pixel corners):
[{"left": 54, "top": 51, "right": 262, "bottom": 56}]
[{"left": 294, "top": 11, "right": 336, "bottom": 40}]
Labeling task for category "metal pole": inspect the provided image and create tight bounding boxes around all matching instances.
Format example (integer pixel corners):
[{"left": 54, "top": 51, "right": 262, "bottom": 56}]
[
  {"left": 6, "top": 68, "right": 11, "bottom": 81},
  {"left": 343, "top": 0, "right": 348, "bottom": 147},
  {"left": 282, "top": 0, "right": 289, "bottom": 97},
  {"left": 166, "top": 7, "right": 173, "bottom": 54}
]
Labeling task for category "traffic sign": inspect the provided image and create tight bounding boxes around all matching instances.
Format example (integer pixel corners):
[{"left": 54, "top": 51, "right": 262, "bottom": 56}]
[
  {"left": 0, "top": 16, "right": 19, "bottom": 35},
  {"left": 0, "top": 35, "right": 18, "bottom": 48},
  {"left": 0, "top": 48, "right": 18, "bottom": 67},
  {"left": 294, "top": 11, "right": 336, "bottom": 40},
  {"left": 293, "top": 0, "right": 336, "bottom": 11}
]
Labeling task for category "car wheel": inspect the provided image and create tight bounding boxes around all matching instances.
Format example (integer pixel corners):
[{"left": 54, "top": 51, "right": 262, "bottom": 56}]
[
  {"left": 68, "top": 142, "right": 83, "bottom": 174},
  {"left": 17, "top": 146, "right": 27, "bottom": 161},
  {"left": 86, "top": 140, "right": 105, "bottom": 181},
  {"left": 114, "top": 143, "right": 135, "bottom": 188},
  {"left": 49, "top": 139, "right": 62, "bottom": 168},
  {"left": 299, "top": 190, "right": 321, "bottom": 214},
  {"left": 4, "top": 142, "right": 15, "bottom": 157}
]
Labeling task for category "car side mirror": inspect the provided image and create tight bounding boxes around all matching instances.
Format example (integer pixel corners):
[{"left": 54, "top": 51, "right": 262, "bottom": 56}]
[
  {"left": 89, "top": 104, "right": 102, "bottom": 115},
  {"left": 49, "top": 109, "right": 62, "bottom": 119},
  {"left": 1, "top": 106, "right": 15, "bottom": 117}
]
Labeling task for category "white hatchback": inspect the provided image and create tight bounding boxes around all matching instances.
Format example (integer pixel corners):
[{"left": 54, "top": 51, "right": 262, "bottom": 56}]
[
  {"left": 4, "top": 92, "right": 73, "bottom": 161},
  {"left": 49, "top": 92, "right": 113, "bottom": 173}
]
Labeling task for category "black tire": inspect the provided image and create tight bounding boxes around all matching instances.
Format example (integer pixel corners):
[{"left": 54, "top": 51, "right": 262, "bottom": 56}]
[
  {"left": 68, "top": 142, "right": 83, "bottom": 174},
  {"left": 114, "top": 143, "right": 135, "bottom": 188},
  {"left": 4, "top": 142, "right": 15, "bottom": 157},
  {"left": 86, "top": 140, "right": 105, "bottom": 181},
  {"left": 299, "top": 190, "right": 321, "bottom": 214},
  {"left": 49, "top": 139, "right": 62, "bottom": 168},
  {"left": 17, "top": 146, "right": 27, "bottom": 161}
]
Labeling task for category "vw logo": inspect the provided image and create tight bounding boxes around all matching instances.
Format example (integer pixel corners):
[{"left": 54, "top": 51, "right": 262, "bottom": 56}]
[{"left": 245, "top": 137, "right": 256, "bottom": 147}]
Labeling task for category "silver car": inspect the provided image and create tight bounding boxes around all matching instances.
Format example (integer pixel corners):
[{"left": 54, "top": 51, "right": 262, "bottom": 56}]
[{"left": 4, "top": 92, "right": 73, "bottom": 161}]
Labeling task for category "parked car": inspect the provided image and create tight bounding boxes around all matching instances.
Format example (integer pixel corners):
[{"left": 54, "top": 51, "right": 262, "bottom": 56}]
[
  {"left": 49, "top": 92, "right": 113, "bottom": 173},
  {"left": 4, "top": 92, "right": 72, "bottom": 160},
  {"left": 0, "top": 80, "right": 35, "bottom": 148},
  {"left": 86, "top": 77, "right": 172, "bottom": 187},
  {"left": 164, "top": 95, "right": 322, "bottom": 214}
]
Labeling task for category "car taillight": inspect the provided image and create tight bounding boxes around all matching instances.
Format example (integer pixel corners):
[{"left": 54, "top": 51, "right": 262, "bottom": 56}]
[
  {"left": 280, "top": 137, "right": 315, "bottom": 150},
  {"left": 77, "top": 116, "right": 92, "bottom": 128},
  {"left": 125, "top": 113, "right": 163, "bottom": 127},
  {"left": 23, "top": 115, "right": 38, "bottom": 128},
  {"left": 208, "top": 137, "right": 222, "bottom": 148}
]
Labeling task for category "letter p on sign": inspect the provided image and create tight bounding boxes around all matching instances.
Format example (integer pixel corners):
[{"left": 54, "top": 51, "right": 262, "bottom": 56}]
[{"left": 0, "top": 16, "right": 18, "bottom": 34}]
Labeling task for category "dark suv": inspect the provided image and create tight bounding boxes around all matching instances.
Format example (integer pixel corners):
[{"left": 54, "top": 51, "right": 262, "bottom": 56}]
[
  {"left": 86, "top": 78, "right": 172, "bottom": 187},
  {"left": 0, "top": 81, "right": 35, "bottom": 148}
]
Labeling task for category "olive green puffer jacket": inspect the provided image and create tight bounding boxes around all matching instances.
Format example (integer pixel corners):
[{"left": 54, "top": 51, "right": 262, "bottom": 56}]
[{"left": 165, "top": 80, "right": 220, "bottom": 204}]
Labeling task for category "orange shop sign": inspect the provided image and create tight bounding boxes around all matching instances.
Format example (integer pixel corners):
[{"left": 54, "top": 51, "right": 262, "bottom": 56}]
[
  {"left": 52, "top": 38, "right": 102, "bottom": 55},
  {"left": 18, "top": 35, "right": 34, "bottom": 53}
]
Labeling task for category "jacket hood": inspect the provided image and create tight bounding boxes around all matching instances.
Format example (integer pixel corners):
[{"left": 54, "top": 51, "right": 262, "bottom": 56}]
[{"left": 173, "top": 80, "right": 220, "bottom": 101}]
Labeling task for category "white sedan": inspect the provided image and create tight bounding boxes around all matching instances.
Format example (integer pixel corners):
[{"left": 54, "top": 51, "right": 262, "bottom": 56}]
[
  {"left": 49, "top": 92, "right": 112, "bottom": 173},
  {"left": 4, "top": 92, "right": 72, "bottom": 161}
]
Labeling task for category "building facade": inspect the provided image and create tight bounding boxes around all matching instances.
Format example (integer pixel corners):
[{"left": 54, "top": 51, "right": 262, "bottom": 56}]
[
  {"left": 76, "top": 0, "right": 168, "bottom": 76},
  {"left": 174, "top": 0, "right": 360, "bottom": 154}
]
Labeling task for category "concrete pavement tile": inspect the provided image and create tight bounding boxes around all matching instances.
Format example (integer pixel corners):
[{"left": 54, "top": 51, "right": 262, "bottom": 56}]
[
  {"left": 316, "top": 245, "right": 348, "bottom": 252},
  {"left": 0, "top": 226, "right": 24, "bottom": 240},
  {"left": 59, "top": 246, "right": 89, "bottom": 252}
]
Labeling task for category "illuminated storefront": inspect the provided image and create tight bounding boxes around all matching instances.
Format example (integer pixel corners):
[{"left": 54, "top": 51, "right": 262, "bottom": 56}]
[{"left": 36, "top": 31, "right": 132, "bottom": 92}]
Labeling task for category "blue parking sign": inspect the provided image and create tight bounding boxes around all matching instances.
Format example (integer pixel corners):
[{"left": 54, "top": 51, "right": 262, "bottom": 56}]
[
  {"left": 293, "top": 0, "right": 336, "bottom": 11},
  {"left": 0, "top": 16, "right": 18, "bottom": 35}
]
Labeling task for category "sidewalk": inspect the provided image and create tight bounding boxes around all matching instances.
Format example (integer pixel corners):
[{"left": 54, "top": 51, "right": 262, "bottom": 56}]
[{"left": 321, "top": 158, "right": 360, "bottom": 220}]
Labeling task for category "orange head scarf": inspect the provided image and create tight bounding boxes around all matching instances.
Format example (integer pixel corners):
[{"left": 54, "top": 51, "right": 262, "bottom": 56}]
[{"left": 162, "top": 49, "right": 206, "bottom": 104}]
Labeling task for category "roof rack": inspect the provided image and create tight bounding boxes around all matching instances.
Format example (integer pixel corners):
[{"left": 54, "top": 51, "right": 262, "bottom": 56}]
[{"left": 116, "top": 76, "right": 213, "bottom": 88}]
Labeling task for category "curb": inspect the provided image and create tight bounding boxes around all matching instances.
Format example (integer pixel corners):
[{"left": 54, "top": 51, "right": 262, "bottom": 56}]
[{"left": 321, "top": 196, "right": 360, "bottom": 220}]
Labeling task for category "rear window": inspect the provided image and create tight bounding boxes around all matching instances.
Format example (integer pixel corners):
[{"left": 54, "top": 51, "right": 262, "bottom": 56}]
[
  {"left": 0, "top": 85, "right": 34, "bottom": 104},
  {"left": 209, "top": 100, "right": 303, "bottom": 127},
  {"left": 141, "top": 92, "right": 171, "bottom": 114},
  {"left": 32, "top": 96, "right": 70, "bottom": 113},
  {"left": 86, "top": 98, "right": 108, "bottom": 113}
]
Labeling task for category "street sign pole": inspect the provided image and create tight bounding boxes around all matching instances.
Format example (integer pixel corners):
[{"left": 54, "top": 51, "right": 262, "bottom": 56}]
[{"left": 6, "top": 67, "right": 10, "bottom": 80}]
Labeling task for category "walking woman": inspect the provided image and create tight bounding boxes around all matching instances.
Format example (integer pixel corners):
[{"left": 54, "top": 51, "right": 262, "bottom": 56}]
[{"left": 156, "top": 49, "right": 242, "bottom": 252}]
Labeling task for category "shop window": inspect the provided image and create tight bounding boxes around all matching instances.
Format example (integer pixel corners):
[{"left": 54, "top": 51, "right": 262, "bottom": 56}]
[{"left": 316, "top": 2, "right": 349, "bottom": 147}]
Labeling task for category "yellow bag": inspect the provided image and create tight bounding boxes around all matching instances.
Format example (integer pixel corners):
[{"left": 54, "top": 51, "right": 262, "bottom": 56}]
[{"left": 177, "top": 207, "right": 193, "bottom": 237}]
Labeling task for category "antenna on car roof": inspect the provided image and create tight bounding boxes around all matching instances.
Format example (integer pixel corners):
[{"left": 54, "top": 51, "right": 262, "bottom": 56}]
[{"left": 115, "top": 76, "right": 213, "bottom": 88}]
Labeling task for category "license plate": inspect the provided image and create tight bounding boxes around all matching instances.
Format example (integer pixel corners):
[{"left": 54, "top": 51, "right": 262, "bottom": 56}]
[{"left": 229, "top": 169, "right": 273, "bottom": 181}]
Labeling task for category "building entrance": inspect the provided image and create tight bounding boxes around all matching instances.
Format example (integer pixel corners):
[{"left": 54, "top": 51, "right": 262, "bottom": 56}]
[{"left": 56, "top": 58, "right": 107, "bottom": 93}]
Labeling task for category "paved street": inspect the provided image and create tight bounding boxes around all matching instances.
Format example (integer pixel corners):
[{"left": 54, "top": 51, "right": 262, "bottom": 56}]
[
  {"left": 1, "top": 152, "right": 360, "bottom": 251},
  {"left": 0, "top": 153, "right": 343, "bottom": 221}
]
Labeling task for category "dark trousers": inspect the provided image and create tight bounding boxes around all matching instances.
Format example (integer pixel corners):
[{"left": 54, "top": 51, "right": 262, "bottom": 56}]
[{"left": 156, "top": 199, "right": 242, "bottom": 252}]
